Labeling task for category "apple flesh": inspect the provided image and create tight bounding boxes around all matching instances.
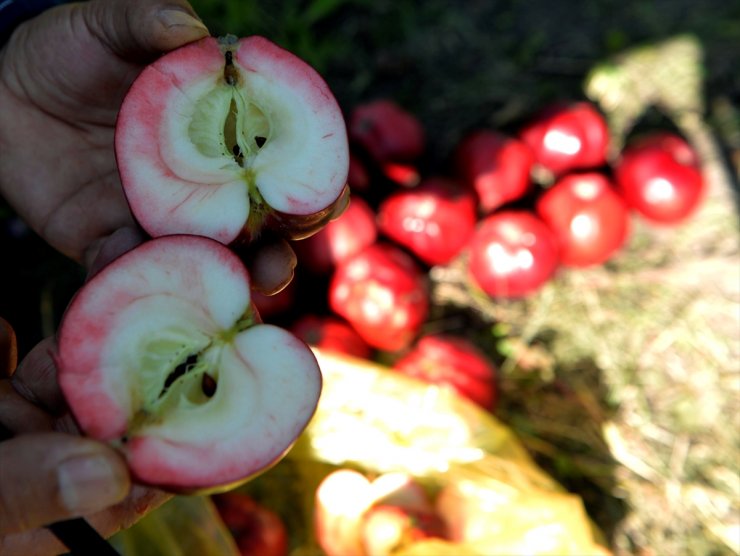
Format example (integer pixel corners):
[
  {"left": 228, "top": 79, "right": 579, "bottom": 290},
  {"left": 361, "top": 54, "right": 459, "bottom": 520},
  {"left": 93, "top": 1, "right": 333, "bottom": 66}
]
[
  {"left": 56, "top": 235, "right": 322, "bottom": 492},
  {"left": 115, "top": 35, "right": 349, "bottom": 244}
]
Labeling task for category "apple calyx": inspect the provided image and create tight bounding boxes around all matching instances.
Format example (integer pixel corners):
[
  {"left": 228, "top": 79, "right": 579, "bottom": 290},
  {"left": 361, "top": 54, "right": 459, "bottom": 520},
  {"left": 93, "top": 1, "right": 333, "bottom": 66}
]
[
  {"left": 56, "top": 235, "right": 322, "bottom": 492},
  {"left": 116, "top": 35, "right": 349, "bottom": 245}
]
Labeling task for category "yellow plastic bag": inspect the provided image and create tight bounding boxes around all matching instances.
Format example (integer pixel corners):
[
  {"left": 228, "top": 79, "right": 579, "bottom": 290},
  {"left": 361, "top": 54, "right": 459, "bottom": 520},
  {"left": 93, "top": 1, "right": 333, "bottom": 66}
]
[{"left": 289, "top": 349, "right": 610, "bottom": 555}]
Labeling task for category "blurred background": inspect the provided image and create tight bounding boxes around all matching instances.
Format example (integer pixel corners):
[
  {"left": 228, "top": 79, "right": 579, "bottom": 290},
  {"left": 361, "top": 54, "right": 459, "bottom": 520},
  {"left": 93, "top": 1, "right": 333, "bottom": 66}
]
[{"left": 1, "top": 1, "right": 738, "bottom": 554}]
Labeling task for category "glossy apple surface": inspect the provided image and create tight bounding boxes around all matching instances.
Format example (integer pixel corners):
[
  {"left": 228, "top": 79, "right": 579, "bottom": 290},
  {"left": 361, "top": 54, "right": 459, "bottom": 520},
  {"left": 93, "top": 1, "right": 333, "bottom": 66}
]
[
  {"left": 468, "top": 211, "right": 560, "bottom": 298},
  {"left": 393, "top": 335, "right": 497, "bottom": 410},
  {"left": 294, "top": 196, "right": 377, "bottom": 275},
  {"left": 349, "top": 100, "right": 425, "bottom": 162},
  {"left": 290, "top": 315, "right": 372, "bottom": 359},
  {"left": 519, "top": 102, "right": 609, "bottom": 175},
  {"left": 536, "top": 172, "right": 630, "bottom": 267},
  {"left": 455, "top": 130, "right": 534, "bottom": 213},
  {"left": 115, "top": 36, "right": 349, "bottom": 244},
  {"left": 213, "top": 492, "right": 289, "bottom": 556},
  {"left": 56, "top": 235, "right": 321, "bottom": 492},
  {"left": 329, "top": 243, "right": 428, "bottom": 351},
  {"left": 614, "top": 132, "right": 705, "bottom": 224},
  {"left": 377, "top": 178, "right": 477, "bottom": 266}
]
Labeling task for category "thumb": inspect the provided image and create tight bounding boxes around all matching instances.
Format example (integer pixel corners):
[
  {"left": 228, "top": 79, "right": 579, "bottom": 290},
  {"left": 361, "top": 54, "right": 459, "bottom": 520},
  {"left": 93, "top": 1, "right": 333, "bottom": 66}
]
[
  {"left": 0, "top": 433, "right": 130, "bottom": 535},
  {"left": 83, "top": 0, "right": 210, "bottom": 61}
]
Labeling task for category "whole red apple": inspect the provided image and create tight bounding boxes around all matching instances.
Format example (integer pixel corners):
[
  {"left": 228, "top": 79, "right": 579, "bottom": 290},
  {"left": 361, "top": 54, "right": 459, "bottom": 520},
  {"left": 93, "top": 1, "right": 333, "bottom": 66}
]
[
  {"left": 293, "top": 196, "right": 377, "bottom": 275},
  {"left": 455, "top": 130, "right": 535, "bottom": 213},
  {"left": 115, "top": 35, "right": 349, "bottom": 244},
  {"left": 349, "top": 100, "right": 425, "bottom": 162},
  {"left": 213, "top": 492, "right": 289, "bottom": 556},
  {"left": 56, "top": 235, "right": 322, "bottom": 492},
  {"left": 329, "top": 243, "right": 428, "bottom": 351},
  {"left": 467, "top": 211, "right": 560, "bottom": 298},
  {"left": 614, "top": 132, "right": 705, "bottom": 225},
  {"left": 519, "top": 102, "right": 609, "bottom": 176},
  {"left": 290, "top": 315, "right": 372, "bottom": 359},
  {"left": 393, "top": 335, "right": 497, "bottom": 410},
  {"left": 377, "top": 177, "right": 477, "bottom": 266},
  {"left": 536, "top": 172, "right": 630, "bottom": 267}
]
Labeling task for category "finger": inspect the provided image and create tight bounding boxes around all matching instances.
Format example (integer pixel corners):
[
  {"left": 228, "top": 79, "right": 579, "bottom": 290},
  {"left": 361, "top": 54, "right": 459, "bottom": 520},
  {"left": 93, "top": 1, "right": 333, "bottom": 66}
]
[
  {"left": 0, "top": 380, "right": 54, "bottom": 435},
  {"left": 0, "top": 433, "right": 130, "bottom": 535},
  {"left": 84, "top": 0, "right": 210, "bottom": 62},
  {"left": 0, "top": 317, "right": 17, "bottom": 378},
  {"left": 11, "top": 337, "right": 65, "bottom": 415},
  {"left": 83, "top": 226, "right": 147, "bottom": 277},
  {"left": 239, "top": 237, "right": 298, "bottom": 295}
]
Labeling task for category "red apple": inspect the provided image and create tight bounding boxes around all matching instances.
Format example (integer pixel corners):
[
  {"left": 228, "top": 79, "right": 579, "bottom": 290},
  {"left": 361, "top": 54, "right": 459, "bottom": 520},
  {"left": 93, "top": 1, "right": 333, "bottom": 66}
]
[
  {"left": 115, "top": 35, "right": 349, "bottom": 244},
  {"left": 349, "top": 100, "right": 425, "bottom": 162},
  {"left": 536, "top": 172, "right": 630, "bottom": 267},
  {"left": 519, "top": 102, "right": 609, "bottom": 176},
  {"left": 377, "top": 177, "right": 477, "bottom": 266},
  {"left": 348, "top": 151, "right": 371, "bottom": 191},
  {"left": 381, "top": 161, "right": 421, "bottom": 188},
  {"left": 614, "top": 132, "right": 705, "bottom": 225},
  {"left": 393, "top": 335, "right": 497, "bottom": 410},
  {"left": 361, "top": 504, "right": 447, "bottom": 556},
  {"left": 293, "top": 196, "right": 377, "bottom": 275},
  {"left": 467, "top": 211, "right": 560, "bottom": 298},
  {"left": 290, "top": 315, "right": 372, "bottom": 359},
  {"left": 213, "top": 492, "right": 289, "bottom": 556},
  {"left": 455, "top": 130, "right": 535, "bottom": 213},
  {"left": 329, "top": 243, "right": 429, "bottom": 351},
  {"left": 55, "top": 235, "right": 322, "bottom": 492}
]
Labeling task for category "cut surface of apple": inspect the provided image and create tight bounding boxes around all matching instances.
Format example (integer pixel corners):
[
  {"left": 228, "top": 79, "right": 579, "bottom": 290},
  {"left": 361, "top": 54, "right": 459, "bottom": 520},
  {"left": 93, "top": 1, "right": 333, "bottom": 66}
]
[
  {"left": 115, "top": 35, "right": 349, "bottom": 244},
  {"left": 56, "top": 235, "right": 322, "bottom": 491}
]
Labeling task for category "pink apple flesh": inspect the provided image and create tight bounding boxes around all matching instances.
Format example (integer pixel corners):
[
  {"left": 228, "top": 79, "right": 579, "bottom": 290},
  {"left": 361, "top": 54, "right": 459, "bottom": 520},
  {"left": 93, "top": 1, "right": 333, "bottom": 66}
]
[
  {"left": 56, "top": 235, "right": 322, "bottom": 492},
  {"left": 115, "top": 35, "right": 349, "bottom": 243}
]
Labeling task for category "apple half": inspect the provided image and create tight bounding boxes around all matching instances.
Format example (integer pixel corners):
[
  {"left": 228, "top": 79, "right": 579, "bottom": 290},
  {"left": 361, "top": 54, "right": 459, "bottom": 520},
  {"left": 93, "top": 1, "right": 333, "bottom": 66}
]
[
  {"left": 115, "top": 35, "right": 349, "bottom": 244},
  {"left": 56, "top": 235, "right": 322, "bottom": 492}
]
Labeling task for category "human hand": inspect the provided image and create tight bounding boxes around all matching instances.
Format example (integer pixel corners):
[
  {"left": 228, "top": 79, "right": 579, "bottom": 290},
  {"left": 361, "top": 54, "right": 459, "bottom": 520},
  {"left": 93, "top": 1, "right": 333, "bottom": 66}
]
[
  {"left": 0, "top": 0, "right": 209, "bottom": 266},
  {"left": 0, "top": 229, "right": 170, "bottom": 556}
]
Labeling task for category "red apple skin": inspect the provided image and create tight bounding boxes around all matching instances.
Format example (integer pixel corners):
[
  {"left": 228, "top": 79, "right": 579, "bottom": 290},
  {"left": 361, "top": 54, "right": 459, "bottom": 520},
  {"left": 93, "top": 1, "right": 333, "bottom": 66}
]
[
  {"left": 393, "top": 335, "right": 497, "bottom": 410},
  {"left": 213, "top": 492, "right": 289, "bottom": 556},
  {"left": 329, "top": 243, "right": 429, "bottom": 352},
  {"left": 349, "top": 100, "right": 425, "bottom": 162},
  {"left": 290, "top": 315, "right": 372, "bottom": 359},
  {"left": 455, "top": 130, "right": 535, "bottom": 213},
  {"left": 348, "top": 151, "right": 371, "bottom": 191},
  {"left": 536, "top": 172, "right": 630, "bottom": 267},
  {"left": 381, "top": 161, "right": 421, "bottom": 188},
  {"left": 468, "top": 210, "right": 560, "bottom": 298},
  {"left": 519, "top": 102, "right": 609, "bottom": 175},
  {"left": 614, "top": 132, "right": 705, "bottom": 225},
  {"left": 293, "top": 196, "right": 378, "bottom": 275},
  {"left": 377, "top": 177, "right": 477, "bottom": 266},
  {"left": 361, "top": 504, "right": 448, "bottom": 556}
]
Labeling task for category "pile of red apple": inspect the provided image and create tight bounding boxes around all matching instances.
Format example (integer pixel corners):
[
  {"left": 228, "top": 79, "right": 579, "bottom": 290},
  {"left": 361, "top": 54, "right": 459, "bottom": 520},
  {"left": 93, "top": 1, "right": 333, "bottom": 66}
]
[{"left": 254, "top": 97, "right": 705, "bottom": 418}]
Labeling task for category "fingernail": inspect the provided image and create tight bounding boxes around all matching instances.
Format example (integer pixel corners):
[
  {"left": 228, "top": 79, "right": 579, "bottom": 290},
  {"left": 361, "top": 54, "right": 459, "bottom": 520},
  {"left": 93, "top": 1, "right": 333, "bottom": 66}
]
[
  {"left": 158, "top": 8, "right": 209, "bottom": 33},
  {"left": 58, "top": 454, "right": 129, "bottom": 514}
]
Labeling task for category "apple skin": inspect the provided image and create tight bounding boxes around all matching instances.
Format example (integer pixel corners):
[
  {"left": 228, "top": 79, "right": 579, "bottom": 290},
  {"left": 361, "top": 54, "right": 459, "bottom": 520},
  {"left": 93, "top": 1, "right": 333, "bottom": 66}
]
[
  {"left": 329, "top": 243, "right": 429, "bottom": 352},
  {"left": 290, "top": 315, "right": 372, "bottom": 359},
  {"left": 614, "top": 132, "right": 705, "bottom": 225},
  {"left": 349, "top": 100, "right": 425, "bottom": 162},
  {"left": 377, "top": 177, "right": 477, "bottom": 266},
  {"left": 55, "top": 235, "right": 322, "bottom": 493},
  {"left": 455, "top": 130, "right": 535, "bottom": 213},
  {"left": 536, "top": 172, "right": 630, "bottom": 267},
  {"left": 293, "top": 196, "right": 378, "bottom": 275},
  {"left": 115, "top": 36, "right": 349, "bottom": 245},
  {"left": 519, "top": 102, "right": 609, "bottom": 176},
  {"left": 393, "top": 335, "right": 497, "bottom": 410},
  {"left": 467, "top": 210, "right": 560, "bottom": 298},
  {"left": 361, "top": 504, "right": 448, "bottom": 556},
  {"left": 213, "top": 492, "right": 289, "bottom": 556}
]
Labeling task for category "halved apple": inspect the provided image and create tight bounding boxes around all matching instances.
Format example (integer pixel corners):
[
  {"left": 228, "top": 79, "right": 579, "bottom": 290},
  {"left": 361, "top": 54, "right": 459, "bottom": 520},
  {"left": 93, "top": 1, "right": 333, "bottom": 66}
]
[
  {"left": 115, "top": 35, "right": 349, "bottom": 244},
  {"left": 56, "top": 235, "right": 322, "bottom": 492}
]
